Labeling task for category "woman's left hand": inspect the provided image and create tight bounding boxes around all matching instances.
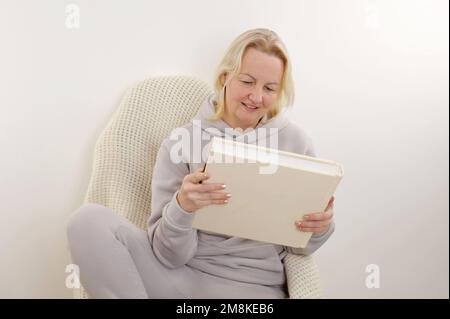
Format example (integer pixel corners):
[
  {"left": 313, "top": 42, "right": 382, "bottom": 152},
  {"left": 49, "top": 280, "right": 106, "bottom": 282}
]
[{"left": 296, "top": 196, "right": 335, "bottom": 235}]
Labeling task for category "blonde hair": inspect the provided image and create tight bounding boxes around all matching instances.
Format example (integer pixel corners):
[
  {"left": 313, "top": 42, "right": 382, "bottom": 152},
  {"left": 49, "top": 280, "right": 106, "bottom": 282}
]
[{"left": 209, "top": 28, "right": 294, "bottom": 122}]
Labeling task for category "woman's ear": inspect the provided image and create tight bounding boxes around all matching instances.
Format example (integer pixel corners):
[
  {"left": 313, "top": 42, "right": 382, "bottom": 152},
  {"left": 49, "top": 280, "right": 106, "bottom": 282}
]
[{"left": 220, "top": 73, "right": 228, "bottom": 87}]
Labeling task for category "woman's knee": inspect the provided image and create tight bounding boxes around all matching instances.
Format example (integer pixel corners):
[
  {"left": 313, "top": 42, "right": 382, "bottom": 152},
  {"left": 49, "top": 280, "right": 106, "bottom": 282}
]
[{"left": 66, "top": 203, "right": 115, "bottom": 242}]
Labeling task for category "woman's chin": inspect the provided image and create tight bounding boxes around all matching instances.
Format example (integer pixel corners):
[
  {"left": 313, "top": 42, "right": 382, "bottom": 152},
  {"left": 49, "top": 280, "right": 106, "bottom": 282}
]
[{"left": 235, "top": 117, "right": 259, "bottom": 130}]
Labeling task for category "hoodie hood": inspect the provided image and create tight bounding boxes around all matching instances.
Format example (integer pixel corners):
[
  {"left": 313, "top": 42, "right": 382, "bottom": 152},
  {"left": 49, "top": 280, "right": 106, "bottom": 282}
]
[{"left": 192, "top": 93, "right": 291, "bottom": 144}]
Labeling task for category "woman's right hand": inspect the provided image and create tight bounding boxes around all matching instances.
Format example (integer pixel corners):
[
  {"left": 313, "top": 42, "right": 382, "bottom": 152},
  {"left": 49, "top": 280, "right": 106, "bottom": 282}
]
[{"left": 176, "top": 167, "right": 230, "bottom": 213}]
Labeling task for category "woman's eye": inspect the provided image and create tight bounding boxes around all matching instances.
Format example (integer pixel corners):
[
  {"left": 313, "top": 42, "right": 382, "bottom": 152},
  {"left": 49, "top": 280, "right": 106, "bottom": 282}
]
[
  {"left": 241, "top": 81, "right": 253, "bottom": 84},
  {"left": 265, "top": 87, "right": 275, "bottom": 92}
]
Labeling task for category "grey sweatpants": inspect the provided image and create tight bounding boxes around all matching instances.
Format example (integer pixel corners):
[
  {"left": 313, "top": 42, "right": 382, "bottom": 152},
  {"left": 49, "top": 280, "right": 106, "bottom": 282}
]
[{"left": 66, "top": 203, "right": 287, "bottom": 299}]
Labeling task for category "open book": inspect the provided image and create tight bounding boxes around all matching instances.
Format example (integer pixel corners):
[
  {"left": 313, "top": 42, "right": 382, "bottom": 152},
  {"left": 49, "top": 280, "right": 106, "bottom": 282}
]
[{"left": 192, "top": 136, "right": 344, "bottom": 248}]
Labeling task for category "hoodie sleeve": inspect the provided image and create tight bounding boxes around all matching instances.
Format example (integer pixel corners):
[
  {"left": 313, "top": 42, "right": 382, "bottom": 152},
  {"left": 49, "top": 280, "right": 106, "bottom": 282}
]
[
  {"left": 147, "top": 139, "right": 198, "bottom": 269},
  {"left": 284, "top": 131, "right": 336, "bottom": 255}
]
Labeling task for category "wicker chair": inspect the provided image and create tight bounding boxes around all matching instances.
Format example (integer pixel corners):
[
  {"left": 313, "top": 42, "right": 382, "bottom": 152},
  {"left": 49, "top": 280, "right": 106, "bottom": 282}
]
[{"left": 72, "top": 75, "right": 322, "bottom": 299}]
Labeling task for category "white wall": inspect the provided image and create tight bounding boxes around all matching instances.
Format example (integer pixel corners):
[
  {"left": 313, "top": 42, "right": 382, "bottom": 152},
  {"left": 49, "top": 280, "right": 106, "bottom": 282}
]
[{"left": 0, "top": 0, "right": 447, "bottom": 298}]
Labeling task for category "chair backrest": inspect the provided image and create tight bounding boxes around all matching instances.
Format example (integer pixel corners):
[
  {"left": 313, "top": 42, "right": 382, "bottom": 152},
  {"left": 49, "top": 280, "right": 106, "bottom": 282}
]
[{"left": 83, "top": 76, "right": 211, "bottom": 228}]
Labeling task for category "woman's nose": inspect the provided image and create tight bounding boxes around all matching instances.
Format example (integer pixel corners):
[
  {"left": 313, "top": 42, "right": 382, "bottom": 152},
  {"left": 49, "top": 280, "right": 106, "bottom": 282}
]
[{"left": 249, "top": 87, "right": 263, "bottom": 104}]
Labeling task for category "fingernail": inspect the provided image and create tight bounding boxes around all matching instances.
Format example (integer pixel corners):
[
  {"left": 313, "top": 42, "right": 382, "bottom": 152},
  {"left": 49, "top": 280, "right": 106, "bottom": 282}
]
[
  {"left": 304, "top": 215, "right": 310, "bottom": 220},
  {"left": 296, "top": 221, "right": 302, "bottom": 227},
  {"left": 226, "top": 193, "right": 231, "bottom": 198},
  {"left": 221, "top": 184, "right": 226, "bottom": 188}
]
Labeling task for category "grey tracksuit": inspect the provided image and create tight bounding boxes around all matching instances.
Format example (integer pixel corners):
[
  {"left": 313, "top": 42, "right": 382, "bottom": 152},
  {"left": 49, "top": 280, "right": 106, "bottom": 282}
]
[{"left": 66, "top": 93, "right": 335, "bottom": 298}]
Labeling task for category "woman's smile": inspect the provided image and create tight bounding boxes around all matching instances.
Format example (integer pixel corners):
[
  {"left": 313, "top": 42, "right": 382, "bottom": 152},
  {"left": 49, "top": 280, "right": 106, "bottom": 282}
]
[{"left": 241, "top": 102, "right": 259, "bottom": 112}]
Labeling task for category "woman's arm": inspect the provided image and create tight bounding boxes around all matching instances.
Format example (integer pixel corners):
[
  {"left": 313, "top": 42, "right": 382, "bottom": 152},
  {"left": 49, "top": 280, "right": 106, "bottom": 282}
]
[{"left": 147, "top": 139, "right": 198, "bottom": 269}]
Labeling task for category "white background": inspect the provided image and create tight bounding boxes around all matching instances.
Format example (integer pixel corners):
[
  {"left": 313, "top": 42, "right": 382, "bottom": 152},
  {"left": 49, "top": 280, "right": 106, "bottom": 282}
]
[{"left": 0, "top": 0, "right": 448, "bottom": 298}]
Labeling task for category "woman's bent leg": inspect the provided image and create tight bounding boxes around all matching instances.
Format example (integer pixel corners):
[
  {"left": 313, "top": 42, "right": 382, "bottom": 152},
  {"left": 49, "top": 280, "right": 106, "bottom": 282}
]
[{"left": 66, "top": 203, "right": 185, "bottom": 299}]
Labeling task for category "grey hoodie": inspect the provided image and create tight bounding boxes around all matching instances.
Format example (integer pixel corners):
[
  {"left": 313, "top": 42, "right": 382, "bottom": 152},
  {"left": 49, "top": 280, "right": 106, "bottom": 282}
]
[{"left": 147, "top": 93, "right": 335, "bottom": 288}]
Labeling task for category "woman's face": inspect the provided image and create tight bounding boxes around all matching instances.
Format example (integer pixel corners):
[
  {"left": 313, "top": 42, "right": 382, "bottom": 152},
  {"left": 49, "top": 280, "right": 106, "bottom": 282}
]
[{"left": 221, "top": 47, "right": 284, "bottom": 130}]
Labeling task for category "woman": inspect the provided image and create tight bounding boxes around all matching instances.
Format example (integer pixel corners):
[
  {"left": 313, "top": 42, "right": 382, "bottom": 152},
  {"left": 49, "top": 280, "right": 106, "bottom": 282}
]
[{"left": 67, "top": 28, "right": 335, "bottom": 299}]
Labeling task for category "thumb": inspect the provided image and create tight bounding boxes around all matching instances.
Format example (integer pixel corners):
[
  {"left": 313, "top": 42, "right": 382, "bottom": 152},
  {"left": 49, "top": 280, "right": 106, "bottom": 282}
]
[{"left": 326, "top": 196, "right": 335, "bottom": 210}]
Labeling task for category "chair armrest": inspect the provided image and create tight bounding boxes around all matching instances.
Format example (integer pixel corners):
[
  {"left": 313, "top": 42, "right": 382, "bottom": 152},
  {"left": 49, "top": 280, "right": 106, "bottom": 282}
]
[{"left": 284, "top": 253, "right": 322, "bottom": 299}]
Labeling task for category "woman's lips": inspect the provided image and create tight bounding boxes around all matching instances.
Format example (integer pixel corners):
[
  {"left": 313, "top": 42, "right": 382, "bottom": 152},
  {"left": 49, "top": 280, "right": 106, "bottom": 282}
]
[{"left": 241, "top": 102, "right": 259, "bottom": 112}]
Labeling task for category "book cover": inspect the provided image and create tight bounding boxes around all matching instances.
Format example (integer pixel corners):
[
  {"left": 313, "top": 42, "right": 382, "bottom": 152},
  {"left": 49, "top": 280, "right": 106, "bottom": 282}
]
[{"left": 192, "top": 136, "right": 344, "bottom": 248}]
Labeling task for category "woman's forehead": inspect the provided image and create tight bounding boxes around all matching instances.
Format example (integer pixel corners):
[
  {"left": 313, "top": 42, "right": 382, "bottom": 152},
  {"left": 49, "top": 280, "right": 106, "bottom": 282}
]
[{"left": 239, "top": 48, "right": 283, "bottom": 81}]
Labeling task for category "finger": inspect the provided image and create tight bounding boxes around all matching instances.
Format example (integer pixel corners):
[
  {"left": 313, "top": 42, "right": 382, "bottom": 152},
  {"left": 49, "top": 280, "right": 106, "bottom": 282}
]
[
  {"left": 191, "top": 191, "right": 231, "bottom": 201},
  {"left": 297, "top": 219, "right": 331, "bottom": 228},
  {"left": 192, "top": 182, "right": 227, "bottom": 193},
  {"left": 303, "top": 209, "right": 333, "bottom": 221},
  {"left": 325, "top": 196, "right": 335, "bottom": 211},
  {"left": 295, "top": 221, "right": 330, "bottom": 232}
]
